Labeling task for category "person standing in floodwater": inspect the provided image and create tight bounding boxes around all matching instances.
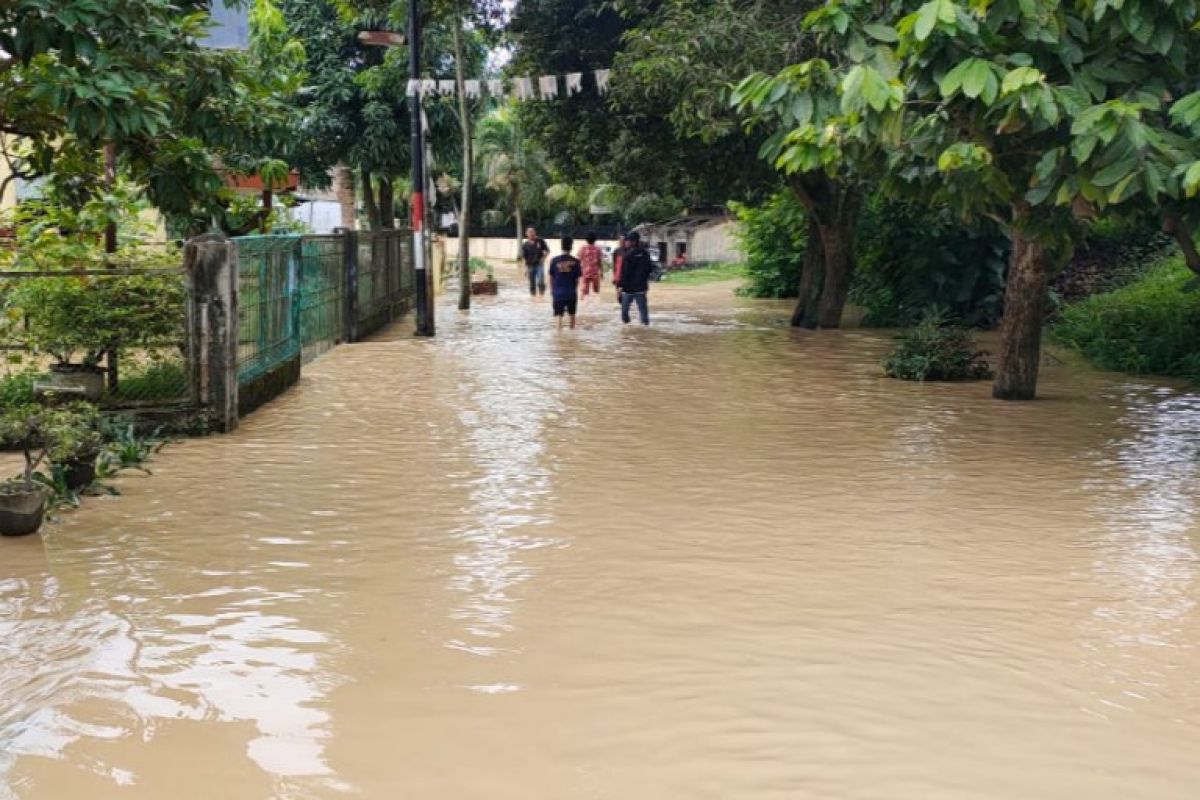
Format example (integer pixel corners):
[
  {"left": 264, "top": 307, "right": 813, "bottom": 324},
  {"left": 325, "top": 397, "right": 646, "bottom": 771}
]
[
  {"left": 617, "top": 230, "right": 653, "bottom": 325},
  {"left": 577, "top": 232, "right": 603, "bottom": 300},
  {"left": 548, "top": 236, "right": 583, "bottom": 330},
  {"left": 521, "top": 227, "right": 550, "bottom": 297}
]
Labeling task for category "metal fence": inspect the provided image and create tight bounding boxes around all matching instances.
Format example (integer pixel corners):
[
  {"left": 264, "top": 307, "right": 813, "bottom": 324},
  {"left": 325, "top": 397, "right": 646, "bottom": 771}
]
[
  {"left": 233, "top": 229, "right": 414, "bottom": 388},
  {"left": 299, "top": 235, "right": 346, "bottom": 362},
  {"left": 0, "top": 230, "right": 413, "bottom": 430},
  {"left": 0, "top": 267, "right": 192, "bottom": 409},
  {"left": 356, "top": 229, "right": 413, "bottom": 338},
  {"left": 235, "top": 236, "right": 301, "bottom": 383}
]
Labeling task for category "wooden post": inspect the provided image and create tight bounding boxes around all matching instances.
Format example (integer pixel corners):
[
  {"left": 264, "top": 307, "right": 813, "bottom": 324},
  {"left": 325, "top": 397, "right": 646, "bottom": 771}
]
[{"left": 184, "top": 234, "right": 240, "bottom": 432}]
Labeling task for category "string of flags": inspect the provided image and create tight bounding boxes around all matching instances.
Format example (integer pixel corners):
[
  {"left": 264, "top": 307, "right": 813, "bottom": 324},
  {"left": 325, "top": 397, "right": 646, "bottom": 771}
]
[{"left": 406, "top": 69, "right": 611, "bottom": 100}]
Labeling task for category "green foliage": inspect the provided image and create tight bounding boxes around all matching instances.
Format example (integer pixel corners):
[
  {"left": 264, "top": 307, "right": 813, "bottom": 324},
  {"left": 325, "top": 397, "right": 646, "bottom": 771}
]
[
  {"left": 662, "top": 263, "right": 747, "bottom": 286},
  {"left": 2, "top": 0, "right": 306, "bottom": 232},
  {"left": 97, "top": 422, "right": 170, "bottom": 477},
  {"left": 853, "top": 199, "right": 1010, "bottom": 328},
  {"left": 729, "top": 192, "right": 807, "bottom": 298},
  {"left": 509, "top": 0, "right": 777, "bottom": 209},
  {"left": 468, "top": 257, "right": 493, "bottom": 281},
  {"left": 0, "top": 401, "right": 102, "bottom": 486},
  {"left": 476, "top": 105, "right": 552, "bottom": 230},
  {"left": 0, "top": 197, "right": 183, "bottom": 367},
  {"left": 0, "top": 370, "right": 37, "bottom": 408},
  {"left": 883, "top": 310, "right": 993, "bottom": 382},
  {"left": 1052, "top": 257, "right": 1200, "bottom": 381}
]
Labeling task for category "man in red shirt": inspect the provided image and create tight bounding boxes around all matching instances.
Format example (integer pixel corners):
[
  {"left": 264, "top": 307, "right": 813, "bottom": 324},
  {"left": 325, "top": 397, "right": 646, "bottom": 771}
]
[{"left": 577, "top": 232, "right": 603, "bottom": 299}]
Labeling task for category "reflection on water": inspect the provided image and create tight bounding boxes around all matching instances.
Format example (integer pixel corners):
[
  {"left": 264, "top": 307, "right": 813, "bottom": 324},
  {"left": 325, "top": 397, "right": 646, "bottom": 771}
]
[{"left": 1, "top": 276, "right": 1199, "bottom": 799}]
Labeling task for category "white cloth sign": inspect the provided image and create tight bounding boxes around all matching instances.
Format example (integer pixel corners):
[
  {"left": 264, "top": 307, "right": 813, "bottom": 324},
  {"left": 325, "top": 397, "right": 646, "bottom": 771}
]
[
  {"left": 594, "top": 69, "right": 611, "bottom": 94},
  {"left": 406, "top": 79, "right": 420, "bottom": 97},
  {"left": 464, "top": 79, "right": 481, "bottom": 99},
  {"left": 538, "top": 75, "right": 558, "bottom": 99},
  {"left": 438, "top": 79, "right": 456, "bottom": 96},
  {"left": 487, "top": 79, "right": 504, "bottom": 97},
  {"left": 420, "top": 79, "right": 437, "bottom": 97},
  {"left": 515, "top": 77, "right": 534, "bottom": 100},
  {"left": 566, "top": 72, "right": 583, "bottom": 95}
]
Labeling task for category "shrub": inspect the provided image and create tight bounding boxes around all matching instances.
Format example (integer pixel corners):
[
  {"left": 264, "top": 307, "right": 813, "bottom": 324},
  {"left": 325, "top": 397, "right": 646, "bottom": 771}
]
[
  {"left": 883, "top": 310, "right": 993, "bottom": 381},
  {"left": 729, "top": 191, "right": 807, "bottom": 298},
  {"left": 853, "top": 199, "right": 1010, "bottom": 328},
  {"left": 0, "top": 368, "right": 37, "bottom": 407},
  {"left": 1052, "top": 256, "right": 1200, "bottom": 380}
]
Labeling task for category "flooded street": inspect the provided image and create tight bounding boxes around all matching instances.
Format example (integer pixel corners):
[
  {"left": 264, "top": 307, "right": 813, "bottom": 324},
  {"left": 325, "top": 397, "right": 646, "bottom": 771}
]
[{"left": 2, "top": 270, "right": 1200, "bottom": 799}]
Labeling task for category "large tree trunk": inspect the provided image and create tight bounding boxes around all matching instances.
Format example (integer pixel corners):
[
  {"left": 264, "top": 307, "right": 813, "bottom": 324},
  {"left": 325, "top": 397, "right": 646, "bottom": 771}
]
[
  {"left": 791, "top": 214, "right": 823, "bottom": 328},
  {"left": 378, "top": 178, "right": 395, "bottom": 229},
  {"left": 993, "top": 218, "right": 1055, "bottom": 401},
  {"left": 362, "top": 168, "right": 381, "bottom": 230},
  {"left": 787, "top": 174, "right": 860, "bottom": 329},
  {"left": 814, "top": 200, "right": 859, "bottom": 328},
  {"left": 334, "top": 163, "right": 356, "bottom": 229},
  {"left": 1164, "top": 213, "right": 1200, "bottom": 277},
  {"left": 453, "top": 17, "right": 472, "bottom": 311}
]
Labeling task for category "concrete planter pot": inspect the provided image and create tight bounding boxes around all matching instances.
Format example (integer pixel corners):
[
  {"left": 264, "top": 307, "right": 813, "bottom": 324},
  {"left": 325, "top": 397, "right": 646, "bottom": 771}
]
[
  {"left": 61, "top": 453, "right": 99, "bottom": 492},
  {"left": 36, "top": 364, "right": 106, "bottom": 402},
  {"left": 0, "top": 482, "right": 49, "bottom": 537}
]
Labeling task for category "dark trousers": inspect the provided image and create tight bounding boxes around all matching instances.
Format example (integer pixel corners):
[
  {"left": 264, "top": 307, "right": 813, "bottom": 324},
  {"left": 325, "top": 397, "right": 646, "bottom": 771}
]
[
  {"left": 527, "top": 263, "right": 545, "bottom": 296},
  {"left": 620, "top": 291, "right": 649, "bottom": 325}
]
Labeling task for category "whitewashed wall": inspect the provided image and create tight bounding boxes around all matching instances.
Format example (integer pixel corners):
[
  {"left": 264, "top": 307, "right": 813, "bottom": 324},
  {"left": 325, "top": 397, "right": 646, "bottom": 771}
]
[{"left": 690, "top": 221, "right": 741, "bottom": 263}]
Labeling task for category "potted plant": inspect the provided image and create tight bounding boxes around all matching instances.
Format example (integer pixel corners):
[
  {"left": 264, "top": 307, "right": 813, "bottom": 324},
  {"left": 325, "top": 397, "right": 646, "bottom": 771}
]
[
  {"left": 0, "top": 405, "right": 52, "bottom": 536},
  {"left": 1, "top": 194, "right": 183, "bottom": 399},
  {"left": 470, "top": 257, "right": 498, "bottom": 295},
  {"left": 41, "top": 402, "right": 104, "bottom": 491}
]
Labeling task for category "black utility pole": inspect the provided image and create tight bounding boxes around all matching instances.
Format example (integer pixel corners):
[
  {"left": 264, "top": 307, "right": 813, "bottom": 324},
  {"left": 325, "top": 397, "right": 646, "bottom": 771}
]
[
  {"left": 357, "top": 16, "right": 434, "bottom": 337},
  {"left": 407, "top": 1, "right": 434, "bottom": 336}
]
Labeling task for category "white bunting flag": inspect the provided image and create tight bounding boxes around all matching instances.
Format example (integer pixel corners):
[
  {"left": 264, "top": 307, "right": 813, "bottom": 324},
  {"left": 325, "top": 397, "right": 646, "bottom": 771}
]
[
  {"left": 565, "top": 72, "right": 583, "bottom": 95},
  {"left": 487, "top": 79, "right": 504, "bottom": 98},
  {"left": 594, "top": 69, "right": 611, "bottom": 94},
  {"left": 538, "top": 75, "right": 559, "bottom": 99},
  {"left": 420, "top": 79, "right": 437, "bottom": 97},
  {"left": 438, "top": 79, "right": 456, "bottom": 96},
  {"left": 515, "top": 77, "right": 534, "bottom": 100},
  {"left": 406, "top": 79, "right": 420, "bottom": 97},
  {"left": 464, "top": 79, "right": 481, "bottom": 99}
]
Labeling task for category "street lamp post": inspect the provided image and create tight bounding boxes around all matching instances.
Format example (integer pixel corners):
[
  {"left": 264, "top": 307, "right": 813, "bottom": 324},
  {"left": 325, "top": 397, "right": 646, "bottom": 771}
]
[{"left": 358, "top": 6, "right": 435, "bottom": 337}]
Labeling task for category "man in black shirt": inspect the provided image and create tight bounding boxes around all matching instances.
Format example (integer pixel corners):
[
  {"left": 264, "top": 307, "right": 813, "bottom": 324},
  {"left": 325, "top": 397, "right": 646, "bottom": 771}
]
[
  {"left": 617, "top": 230, "right": 652, "bottom": 325},
  {"left": 547, "top": 237, "right": 583, "bottom": 330},
  {"left": 520, "top": 227, "right": 550, "bottom": 296}
]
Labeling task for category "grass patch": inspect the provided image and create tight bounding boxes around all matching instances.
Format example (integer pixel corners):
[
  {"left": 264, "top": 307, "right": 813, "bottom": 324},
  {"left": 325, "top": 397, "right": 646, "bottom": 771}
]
[
  {"left": 1052, "top": 255, "right": 1200, "bottom": 382},
  {"left": 662, "top": 262, "right": 747, "bottom": 286}
]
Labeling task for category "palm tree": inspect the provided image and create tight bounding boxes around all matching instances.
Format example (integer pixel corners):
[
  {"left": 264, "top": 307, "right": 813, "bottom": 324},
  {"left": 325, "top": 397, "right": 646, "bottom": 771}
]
[{"left": 475, "top": 105, "right": 550, "bottom": 250}]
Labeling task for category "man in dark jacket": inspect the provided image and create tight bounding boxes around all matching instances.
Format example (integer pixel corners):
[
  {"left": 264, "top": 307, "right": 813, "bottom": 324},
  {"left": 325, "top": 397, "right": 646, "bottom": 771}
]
[{"left": 617, "top": 230, "right": 652, "bottom": 325}]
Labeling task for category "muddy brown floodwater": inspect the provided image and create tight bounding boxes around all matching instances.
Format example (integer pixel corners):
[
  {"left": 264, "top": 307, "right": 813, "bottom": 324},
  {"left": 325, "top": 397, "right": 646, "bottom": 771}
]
[{"left": 2, "top": 270, "right": 1200, "bottom": 799}]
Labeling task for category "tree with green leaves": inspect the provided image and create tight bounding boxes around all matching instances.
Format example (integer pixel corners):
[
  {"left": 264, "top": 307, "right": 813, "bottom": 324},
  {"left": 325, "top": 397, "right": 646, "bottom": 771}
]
[
  {"left": 738, "top": 0, "right": 1200, "bottom": 399},
  {"left": 624, "top": 0, "right": 871, "bottom": 329},
  {"left": 476, "top": 105, "right": 551, "bottom": 248},
  {"left": 2, "top": 0, "right": 304, "bottom": 235}
]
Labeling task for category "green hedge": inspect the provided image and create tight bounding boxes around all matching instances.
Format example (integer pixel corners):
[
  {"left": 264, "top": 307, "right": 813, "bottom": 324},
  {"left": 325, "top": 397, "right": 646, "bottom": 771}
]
[{"left": 1052, "top": 256, "right": 1200, "bottom": 382}]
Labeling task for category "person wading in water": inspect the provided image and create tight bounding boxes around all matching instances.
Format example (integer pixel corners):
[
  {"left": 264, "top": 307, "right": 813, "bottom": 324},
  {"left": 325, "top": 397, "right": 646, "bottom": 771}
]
[
  {"left": 520, "top": 227, "right": 550, "bottom": 297},
  {"left": 577, "top": 232, "right": 603, "bottom": 301},
  {"left": 617, "top": 231, "right": 653, "bottom": 325},
  {"left": 548, "top": 236, "right": 583, "bottom": 330}
]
